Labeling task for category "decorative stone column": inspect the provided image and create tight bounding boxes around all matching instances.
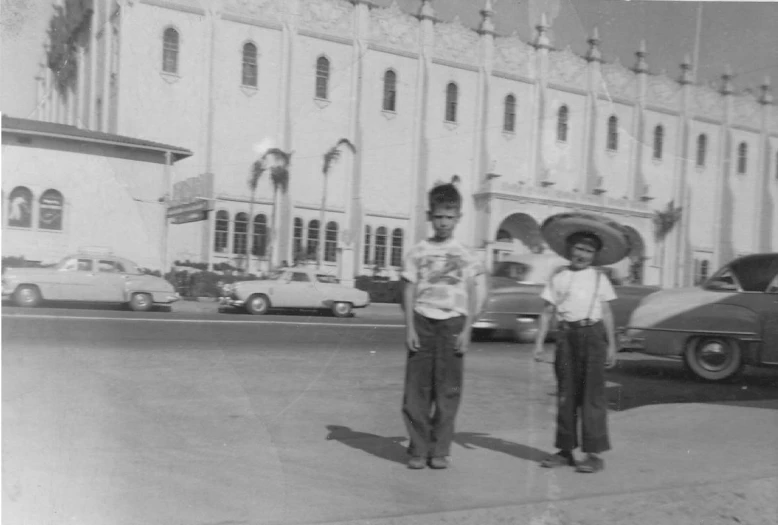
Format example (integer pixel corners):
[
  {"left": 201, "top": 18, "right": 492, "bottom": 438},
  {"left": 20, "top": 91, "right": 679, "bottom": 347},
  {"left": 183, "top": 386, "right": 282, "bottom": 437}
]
[
  {"left": 580, "top": 28, "right": 601, "bottom": 193},
  {"left": 88, "top": 0, "right": 99, "bottom": 129},
  {"left": 712, "top": 66, "right": 734, "bottom": 270},
  {"left": 530, "top": 13, "right": 551, "bottom": 186},
  {"left": 754, "top": 77, "right": 773, "bottom": 252},
  {"left": 629, "top": 40, "right": 649, "bottom": 201},
  {"left": 672, "top": 55, "right": 694, "bottom": 286}
]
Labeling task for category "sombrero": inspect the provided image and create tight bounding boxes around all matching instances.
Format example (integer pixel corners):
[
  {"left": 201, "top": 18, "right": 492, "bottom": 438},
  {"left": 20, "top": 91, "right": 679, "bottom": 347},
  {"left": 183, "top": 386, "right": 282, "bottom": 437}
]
[{"left": 540, "top": 212, "right": 632, "bottom": 266}]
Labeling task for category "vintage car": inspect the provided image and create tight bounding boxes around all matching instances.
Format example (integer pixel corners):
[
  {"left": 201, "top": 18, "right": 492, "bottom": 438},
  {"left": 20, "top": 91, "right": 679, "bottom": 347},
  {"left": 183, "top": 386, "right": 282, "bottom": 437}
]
[
  {"left": 221, "top": 266, "right": 370, "bottom": 317},
  {"left": 473, "top": 253, "right": 660, "bottom": 343},
  {"left": 2, "top": 252, "right": 179, "bottom": 311},
  {"left": 621, "top": 253, "right": 778, "bottom": 381}
]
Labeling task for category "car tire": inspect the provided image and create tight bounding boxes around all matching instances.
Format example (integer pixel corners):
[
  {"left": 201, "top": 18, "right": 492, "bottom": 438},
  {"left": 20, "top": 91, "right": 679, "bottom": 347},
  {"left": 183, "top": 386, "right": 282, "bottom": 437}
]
[
  {"left": 246, "top": 294, "right": 270, "bottom": 315},
  {"left": 13, "top": 285, "right": 42, "bottom": 307},
  {"left": 515, "top": 318, "right": 540, "bottom": 344},
  {"left": 331, "top": 301, "right": 353, "bottom": 318},
  {"left": 684, "top": 336, "right": 743, "bottom": 382},
  {"left": 129, "top": 293, "right": 154, "bottom": 312}
]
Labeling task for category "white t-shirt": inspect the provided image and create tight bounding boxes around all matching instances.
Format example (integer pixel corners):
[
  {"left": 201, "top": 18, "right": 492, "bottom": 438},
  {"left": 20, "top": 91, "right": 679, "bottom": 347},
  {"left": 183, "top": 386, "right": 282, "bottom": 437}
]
[{"left": 540, "top": 267, "right": 616, "bottom": 322}]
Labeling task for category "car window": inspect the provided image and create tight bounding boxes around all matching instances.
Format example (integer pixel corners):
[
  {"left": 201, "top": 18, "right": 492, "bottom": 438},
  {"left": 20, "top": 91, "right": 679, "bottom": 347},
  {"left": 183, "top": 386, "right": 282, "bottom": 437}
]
[
  {"left": 78, "top": 259, "right": 93, "bottom": 271},
  {"left": 98, "top": 260, "right": 119, "bottom": 273},
  {"left": 316, "top": 274, "right": 339, "bottom": 284},
  {"left": 290, "top": 272, "right": 310, "bottom": 282},
  {"left": 730, "top": 255, "right": 778, "bottom": 292},
  {"left": 766, "top": 274, "right": 778, "bottom": 294},
  {"left": 705, "top": 268, "right": 741, "bottom": 292}
]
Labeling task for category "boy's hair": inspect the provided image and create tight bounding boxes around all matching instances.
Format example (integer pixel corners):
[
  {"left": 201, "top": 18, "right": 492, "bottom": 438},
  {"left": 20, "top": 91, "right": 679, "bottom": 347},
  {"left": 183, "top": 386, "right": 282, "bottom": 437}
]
[
  {"left": 566, "top": 231, "right": 603, "bottom": 252},
  {"left": 428, "top": 183, "right": 462, "bottom": 211}
]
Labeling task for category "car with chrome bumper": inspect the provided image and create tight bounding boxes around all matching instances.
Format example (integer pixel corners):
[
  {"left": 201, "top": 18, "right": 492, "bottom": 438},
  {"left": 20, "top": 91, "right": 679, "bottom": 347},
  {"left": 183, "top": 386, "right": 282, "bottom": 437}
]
[
  {"left": 221, "top": 267, "right": 370, "bottom": 317},
  {"left": 2, "top": 252, "right": 179, "bottom": 311},
  {"left": 621, "top": 253, "right": 778, "bottom": 381}
]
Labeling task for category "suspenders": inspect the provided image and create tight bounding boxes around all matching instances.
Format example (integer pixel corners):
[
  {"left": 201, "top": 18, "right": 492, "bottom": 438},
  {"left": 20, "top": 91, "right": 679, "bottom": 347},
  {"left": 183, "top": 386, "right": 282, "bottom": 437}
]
[{"left": 552, "top": 268, "right": 601, "bottom": 325}]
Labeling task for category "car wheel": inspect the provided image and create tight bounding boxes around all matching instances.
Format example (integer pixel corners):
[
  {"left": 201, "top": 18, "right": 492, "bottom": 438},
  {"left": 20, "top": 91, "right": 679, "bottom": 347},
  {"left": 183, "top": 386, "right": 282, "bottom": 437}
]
[
  {"left": 246, "top": 294, "right": 270, "bottom": 315},
  {"left": 129, "top": 293, "right": 153, "bottom": 312},
  {"left": 13, "top": 285, "right": 42, "bottom": 307},
  {"left": 331, "top": 301, "right": 353, "bottom": 318},
  {"left": 684, "top": 336, "right": 743, "bottom": 381},
  {"left": 515, "top": 318, "right": 539, "bottom": 344}
]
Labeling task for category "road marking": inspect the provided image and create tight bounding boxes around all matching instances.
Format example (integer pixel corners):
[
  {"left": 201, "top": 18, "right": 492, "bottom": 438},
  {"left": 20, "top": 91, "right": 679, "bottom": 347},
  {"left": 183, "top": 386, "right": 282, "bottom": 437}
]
[{"left": 2, "top": 313, "right": 405, "bottom": 328}]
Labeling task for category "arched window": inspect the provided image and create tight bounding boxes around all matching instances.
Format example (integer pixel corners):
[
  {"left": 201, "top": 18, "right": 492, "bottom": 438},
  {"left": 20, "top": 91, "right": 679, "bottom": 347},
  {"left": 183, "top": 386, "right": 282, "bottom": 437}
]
[
  {"left": 607, "top": 115, "right": 618, "bottom": 151},
  {"left": 251, "top": 214, "right": 267, "bottom": 256},
  {"left": 307, "top": 219, "right": 320, "bottom": 258},
  {"left": 374, "top": 227, "right": 388, "bottom": 268},
  {"left": 696, "top": 134, "right": 707, "bottom": 167},
  {"left": 39, "top": 189, "right": 64, "bottom": 230},
  {"left": 324, "top": 221, "right": 338, "bottom": 262},
  {"left": 737, "top": 142, "right": 748, "bottom": 174},
  {"left": 233, "top": 212, "right": 248, "bottom": 255},
  {"left": 496, "top": 228, "right": 511, "bottom": 242},
  {"left": 445, "top": 82, "right": 458, "bottom": 123},
  {"left": 293, "top": 217, "right": 304, "bottom": 260},
  {"left": 363, "top": 225, "right": 372, "bottom": 265},
  {"left": 242, "top": 42, "right": 258, "bottom": 87},
  {"left": 315, "top": 56, "right": 330, "bottom": 99},
  {"left": 556, "top": 105, "right": 569, "bottom": 142},
  {"left": 390, "top": 228, "right": 404, "bottom": 267},
  {"left": 700, "top": 260, "right": 710, "bottom": 282},
  {"left": 503, "top": 94, "right": 516, "bottom": 132},
  {"left": 214, "top": 211, "right": 230, "bottom": 253},
  {"left": 7, "top": 186, "right": 33, "bottom": 228},
  {"left": 653, "top": 125, "right": 664, "bottom": 160},
  {"left": 383, "top": 70, "right": 397, "bottom": 112},
  {"left": 162, "top": 27, "right": 179, "bottom": 74}
]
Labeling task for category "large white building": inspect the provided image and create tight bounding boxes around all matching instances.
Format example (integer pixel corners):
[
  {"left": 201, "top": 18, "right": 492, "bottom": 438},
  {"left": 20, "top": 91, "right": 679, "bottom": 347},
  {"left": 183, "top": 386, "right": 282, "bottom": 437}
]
[{"left": 31, "top": 0, "right": 778, "bottom": 286}]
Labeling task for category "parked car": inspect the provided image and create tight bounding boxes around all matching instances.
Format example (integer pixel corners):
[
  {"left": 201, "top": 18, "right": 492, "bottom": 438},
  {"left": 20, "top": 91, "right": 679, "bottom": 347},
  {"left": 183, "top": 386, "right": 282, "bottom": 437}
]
[
  {"left": 474, "top": 253, "right": 660, "bottom": 343},
  {"left": 2, "top": 252, "right": 179, "bottom": 311},
  {"left": 621, "top": 253, "right": 778, "bottom": 381},
  {"left": 221, "top": 266, "right": 370, "bottom": 317}
]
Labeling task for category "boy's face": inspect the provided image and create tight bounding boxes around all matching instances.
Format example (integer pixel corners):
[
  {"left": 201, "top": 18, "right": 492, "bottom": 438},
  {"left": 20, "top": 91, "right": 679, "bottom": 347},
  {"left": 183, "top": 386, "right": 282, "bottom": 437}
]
[
  {"left": 427, "top": 204, "right": 461, "bottom": 240},
  {"left": 569, "top": 241, "right": 598, "bottom": 270}
]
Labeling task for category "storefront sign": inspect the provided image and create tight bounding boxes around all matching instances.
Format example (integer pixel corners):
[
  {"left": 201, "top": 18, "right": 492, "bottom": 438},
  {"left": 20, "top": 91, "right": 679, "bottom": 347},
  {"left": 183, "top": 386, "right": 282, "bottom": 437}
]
[{"left": 167, "top": 172, "right": 214, "bottom": 222}]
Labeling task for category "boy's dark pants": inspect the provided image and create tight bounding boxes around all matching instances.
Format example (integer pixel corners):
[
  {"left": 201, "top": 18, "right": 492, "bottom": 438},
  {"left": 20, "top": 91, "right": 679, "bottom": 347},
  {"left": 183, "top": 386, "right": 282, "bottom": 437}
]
[
  {"left": 402, "top": 312, "right": 465, "bottom": 458},
  {"left": 553, "top": 321, "right": 611, "bottom": 454}
]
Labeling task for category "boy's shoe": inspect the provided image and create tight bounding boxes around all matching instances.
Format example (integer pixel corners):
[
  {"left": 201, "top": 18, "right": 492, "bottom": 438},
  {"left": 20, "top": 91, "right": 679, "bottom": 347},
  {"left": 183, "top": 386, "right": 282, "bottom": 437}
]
[
  {"left": 575, "top": 455, "right": 604, "bottom": 473},
  {"left": 540, "top": 451, "right": 576, "bottom": 468},
  {"left": 407, "top": 456, "right": 427, "bottom": 470},
  {"left": 428, "top": 456, "right": 450, "bottom": 469}
]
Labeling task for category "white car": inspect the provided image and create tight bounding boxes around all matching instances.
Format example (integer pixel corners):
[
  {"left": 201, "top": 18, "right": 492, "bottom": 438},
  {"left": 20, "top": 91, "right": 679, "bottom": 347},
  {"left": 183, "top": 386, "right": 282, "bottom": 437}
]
[{"left": 222, "top": 267, "right": 370, "bottom": 317}]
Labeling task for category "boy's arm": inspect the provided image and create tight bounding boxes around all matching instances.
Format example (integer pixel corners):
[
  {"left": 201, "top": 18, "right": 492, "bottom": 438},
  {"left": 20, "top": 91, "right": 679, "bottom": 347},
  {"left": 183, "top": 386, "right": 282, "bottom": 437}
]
[
  {"left": 533, "top": 302, "right": 555, "bottom": 361},
  {"left": 601, "top": 300, "right": 617, "bottom": 368},
  {"left": 403, "top": 279, "right": 420, "bottom": 352}
]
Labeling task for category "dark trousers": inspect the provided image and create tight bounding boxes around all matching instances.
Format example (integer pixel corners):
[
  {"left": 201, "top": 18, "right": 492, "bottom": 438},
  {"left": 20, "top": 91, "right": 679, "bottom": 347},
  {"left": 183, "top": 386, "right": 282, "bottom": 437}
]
[
  {"left": 553, "top": 321, "right": 611, "bottom": 454},
  {"left": 402, "top": 312, "right": 466, "bottom": 458}
]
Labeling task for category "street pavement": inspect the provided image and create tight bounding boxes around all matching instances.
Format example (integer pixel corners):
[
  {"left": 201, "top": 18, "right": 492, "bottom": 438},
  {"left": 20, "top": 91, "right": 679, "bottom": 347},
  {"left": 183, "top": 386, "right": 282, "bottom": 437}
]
[{"left": 3, "top": 305, "right": 777, "bottom": 525}]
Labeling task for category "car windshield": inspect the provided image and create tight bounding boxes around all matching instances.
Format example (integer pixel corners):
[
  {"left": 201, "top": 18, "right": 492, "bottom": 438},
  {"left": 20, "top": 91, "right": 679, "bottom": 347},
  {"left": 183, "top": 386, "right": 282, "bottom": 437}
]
[
  {"left": 316, "top": 274, "right": 339, "bottom": 284},
  {"left": 266, "top": 270, "right": 286, "bottom": 281},
  {"left": 730, "top": 255, "right": 778, "bottom": 292}
]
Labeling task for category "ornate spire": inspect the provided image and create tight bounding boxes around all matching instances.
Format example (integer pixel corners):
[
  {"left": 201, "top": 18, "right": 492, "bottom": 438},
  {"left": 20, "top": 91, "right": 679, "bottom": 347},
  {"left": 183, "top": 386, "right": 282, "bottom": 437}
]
[
  {"left": 720, "top": 65, "right": 734, "bottom": 95},
  {"left": 419, "top": 0, "right": 435, "bottom": 21},
  {"left": 679, "top": 54, "right": 693, "bottom": 85},
  {"left": 479, "top": 0, "right": 495, "bottom": 35},
  {"left": 533, "top": 12, "right": 551, "bottom": 49},
  {"left": 759, "top": 76, "right": 773, "bottom": 105},
  {"left": 586, "top": 27, "right": 601, "bottom": 62},
  {"left": 633, "top": 39, "right": 648, "bottom": 74}
]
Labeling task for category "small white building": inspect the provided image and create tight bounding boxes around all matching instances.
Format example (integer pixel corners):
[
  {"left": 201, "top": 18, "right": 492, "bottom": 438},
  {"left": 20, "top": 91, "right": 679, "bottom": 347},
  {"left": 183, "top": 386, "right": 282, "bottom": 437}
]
[{"left": 2, "top": 116, "right": 192, "bottom": 270}]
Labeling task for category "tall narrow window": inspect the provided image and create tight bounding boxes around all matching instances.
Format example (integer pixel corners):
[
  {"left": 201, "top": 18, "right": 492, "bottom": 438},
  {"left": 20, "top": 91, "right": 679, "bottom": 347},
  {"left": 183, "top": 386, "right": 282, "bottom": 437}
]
[
  {"left": 607, "top": 115, "right": 618, "bottom": 151},
  {"left": 293, "top": 217, "right": 304, "bottom": 259},
  {"left": 383, "top": 70, "right": 397, "bottom": 112},
  {"left": 7, "top": 186, "right": 33, "bottom": 228},
  {"left": 252, "top": 214, "right": 267, "bottom": 256},
  {"left": 653, "top": 125, "right": 664, "bottom": 160},
  {"left": 374, "top": 227, "right": 388, "bottom": 268},
  {"left": 445, "top": 82, "right": 458, "bottom": 123},
  {"left": 162, "top": 27, "right": 179, "bottom": 74},
  {"left": 737, "top": 142, "right": 748, "bottom": 174},
  {"left": 700, "top": 260, "right": 710, "bottom": 282},
  {"left": 363, "top": 225, "right": 372, "bottom": 265},
  {"left": 214, "top": 210, "right": 229, "bottom": 253},
  {"left": 696, "top": 134, "right": 707, "bottom": 167},
  {"left": 324, "top": 221, "right": 338, "bottom": 262},
  {"left": 315, "top": 56, "right": 330, "bottom": 99},
  {"left": 390, "top": 228, "right": 404, "bottom": 267},
  {"left": 503, "top": 94, "right": 516, "bottom": 132},
  {"left": 307, "top": 219, "right": 320, "bottom": 258},
  {"left": 39, "top": 189, "right": 64, "bottom": 230},
  {"left": 557, "top": 105, "right": 569, "bottom": 142},
  {"left": 233, "top": 212, "right": 248, "bottom": 255},
  {"left": 242, "top": 42, "right": 258, "bottom": 87}
]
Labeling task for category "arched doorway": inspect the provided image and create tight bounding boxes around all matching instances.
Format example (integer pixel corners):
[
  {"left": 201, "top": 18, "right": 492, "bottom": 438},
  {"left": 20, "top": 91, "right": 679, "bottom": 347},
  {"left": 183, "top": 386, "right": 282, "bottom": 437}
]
[
  {"left": 623, "top": 225, "right": 647, "bottom": 284},
  {"left": 493, "top": 213, "right": 545, "bottom": 266}
]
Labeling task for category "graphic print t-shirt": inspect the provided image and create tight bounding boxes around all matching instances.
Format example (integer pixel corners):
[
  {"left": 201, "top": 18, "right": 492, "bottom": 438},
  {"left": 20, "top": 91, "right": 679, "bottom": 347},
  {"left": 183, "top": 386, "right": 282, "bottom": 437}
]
[{"left": 402, "top": 238, "right": 485, "bottom": 319}]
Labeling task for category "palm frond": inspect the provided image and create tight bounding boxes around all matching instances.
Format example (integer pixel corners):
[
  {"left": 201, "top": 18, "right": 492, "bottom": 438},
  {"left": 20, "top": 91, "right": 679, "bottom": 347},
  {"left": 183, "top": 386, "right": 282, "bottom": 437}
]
[
  {"left": 248, "top": 160, "right": 265, "bottom": 191},
  {"left": 653, "top": 200, "right": 683, "bottom": 241},
  {"left": 322, "top": 138, "right": 356, "bottom": 175}
]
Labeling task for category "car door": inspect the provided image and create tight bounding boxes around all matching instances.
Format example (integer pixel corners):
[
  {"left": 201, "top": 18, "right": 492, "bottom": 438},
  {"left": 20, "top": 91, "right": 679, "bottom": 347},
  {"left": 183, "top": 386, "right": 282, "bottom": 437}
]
[
  {"left": 55, "top": 257, "right": 98, "bottom": 300},
  {"left": 285, "top": 271, "right": 319, "bottom": 307},
  {"left": 89, "top": 259, "right": 128, "bottom": 302},
  {"left": 761, "top": 272, "right": 778, "bottom": 363},
  {"left": 729, "top": 255, "right": 778, "bottom": 364}
]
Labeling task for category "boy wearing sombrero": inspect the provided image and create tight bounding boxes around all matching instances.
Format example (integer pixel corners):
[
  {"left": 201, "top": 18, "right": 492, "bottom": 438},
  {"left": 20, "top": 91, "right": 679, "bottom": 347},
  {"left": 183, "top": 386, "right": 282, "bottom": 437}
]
[{"left": 533, "top": 213, "right": 629, "bottom": 474}]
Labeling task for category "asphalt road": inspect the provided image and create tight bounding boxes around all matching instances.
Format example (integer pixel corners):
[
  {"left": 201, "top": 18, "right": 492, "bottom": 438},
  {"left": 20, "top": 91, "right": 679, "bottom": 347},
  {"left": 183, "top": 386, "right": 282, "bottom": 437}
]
[{"left": 4, "top": 305, "right": 778, "bottom": 525}]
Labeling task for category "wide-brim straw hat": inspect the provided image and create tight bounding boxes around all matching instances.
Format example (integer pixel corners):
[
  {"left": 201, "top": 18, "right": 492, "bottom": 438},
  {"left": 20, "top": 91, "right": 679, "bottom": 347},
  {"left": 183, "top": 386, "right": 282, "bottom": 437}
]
[{"left": 540, "top": 212, "right": 632, "bottom": 266}]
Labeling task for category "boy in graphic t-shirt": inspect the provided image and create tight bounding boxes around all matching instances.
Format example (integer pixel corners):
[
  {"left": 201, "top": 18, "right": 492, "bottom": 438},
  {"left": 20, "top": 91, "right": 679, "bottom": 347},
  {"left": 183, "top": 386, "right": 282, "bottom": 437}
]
[{"left": 401, "top": 183, "right": 487, "bottom": 470}]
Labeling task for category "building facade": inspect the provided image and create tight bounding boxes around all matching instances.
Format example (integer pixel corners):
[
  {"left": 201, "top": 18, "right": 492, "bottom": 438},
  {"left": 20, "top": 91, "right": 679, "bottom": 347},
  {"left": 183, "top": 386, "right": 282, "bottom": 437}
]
[{"left": 33, "top": 0, "right": 778, "bottom": 285}]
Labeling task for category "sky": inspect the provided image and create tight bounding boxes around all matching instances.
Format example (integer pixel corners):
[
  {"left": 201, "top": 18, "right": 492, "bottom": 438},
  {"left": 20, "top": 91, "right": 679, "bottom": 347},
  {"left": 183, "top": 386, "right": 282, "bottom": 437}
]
[{"left": 2, "top": 0, "right": 777, "bottom": 119}]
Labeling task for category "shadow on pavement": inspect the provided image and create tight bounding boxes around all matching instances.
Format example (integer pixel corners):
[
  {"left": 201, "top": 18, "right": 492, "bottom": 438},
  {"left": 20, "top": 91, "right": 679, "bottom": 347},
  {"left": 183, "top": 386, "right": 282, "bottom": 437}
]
[
  {"left": 325, "top": 425, "right": 408, "bottom": 465},
  {"left": 453, "top": 432, "right": 548, "bottom": 463},
  {"left": 606, "top": 355, "right": 778, "bottom": 412},
  {"left": 2, "top": 299, "right": 172, "bottom": 312}
]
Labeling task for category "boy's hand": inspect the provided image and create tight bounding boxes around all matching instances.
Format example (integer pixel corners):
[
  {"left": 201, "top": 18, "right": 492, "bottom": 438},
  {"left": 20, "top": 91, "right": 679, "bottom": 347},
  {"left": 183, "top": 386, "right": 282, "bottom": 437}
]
[
  {"left": 533, "top": 342, "right": 547, "bottom": 363},
  {"left": 455, "top": 330, "right": 471, "bottom": 355},
  {"left": 605, "top": 343, "right": 618, "bottom": 369},
  {"left": 406, "top": 329, "right": 420, "bottom": 353}
]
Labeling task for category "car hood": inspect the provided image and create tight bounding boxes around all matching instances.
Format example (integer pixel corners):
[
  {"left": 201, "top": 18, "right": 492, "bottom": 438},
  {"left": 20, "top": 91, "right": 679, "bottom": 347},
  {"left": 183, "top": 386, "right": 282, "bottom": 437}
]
[
  {"left": 628, "top": 286, "right": 739, "bottom": 328},
  {"left": 3, "top": 267, "right": 58, "bottom": 278}
]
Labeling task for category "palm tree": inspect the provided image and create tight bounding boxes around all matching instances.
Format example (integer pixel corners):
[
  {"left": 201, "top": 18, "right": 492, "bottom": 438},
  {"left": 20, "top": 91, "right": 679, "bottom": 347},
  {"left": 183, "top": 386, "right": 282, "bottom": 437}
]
[
  {"left": 653, "top": 199, "right": 683, "bottom": 285},
  {"left": 246, "top": 160, "right": 264, "bottom": 272},
  {"left": 263, "top": 148, "right": 292, "bottom": 270},
  {"left": 318, "top": 138, "right": 356, "bottom": 268}
]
